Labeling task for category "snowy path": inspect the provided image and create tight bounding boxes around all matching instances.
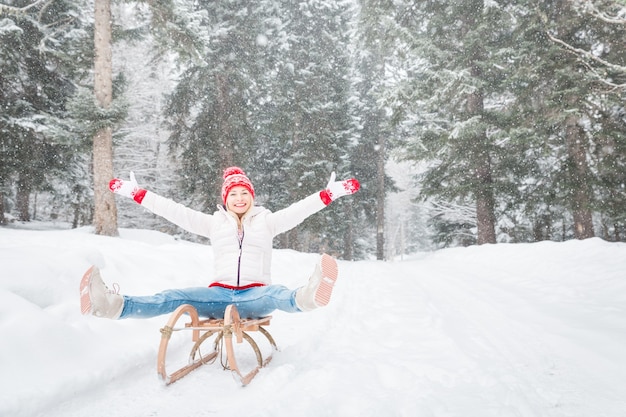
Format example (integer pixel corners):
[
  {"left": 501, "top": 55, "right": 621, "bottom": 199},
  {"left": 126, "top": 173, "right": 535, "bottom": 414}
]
[{"left": 1, "top": 227, "right": 625, "bottom": 417}]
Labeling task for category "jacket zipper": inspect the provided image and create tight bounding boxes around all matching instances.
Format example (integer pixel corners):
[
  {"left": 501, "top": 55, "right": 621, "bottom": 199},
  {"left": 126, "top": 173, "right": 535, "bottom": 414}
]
[{"left": 236, "top": 226, "right": 244, "bottom": 287}]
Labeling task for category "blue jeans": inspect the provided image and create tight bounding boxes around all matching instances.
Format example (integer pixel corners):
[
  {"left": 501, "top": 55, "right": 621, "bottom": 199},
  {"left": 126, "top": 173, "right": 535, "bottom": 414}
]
[{"left": 119, "top": 285, "right": 301, "bottom": 319}]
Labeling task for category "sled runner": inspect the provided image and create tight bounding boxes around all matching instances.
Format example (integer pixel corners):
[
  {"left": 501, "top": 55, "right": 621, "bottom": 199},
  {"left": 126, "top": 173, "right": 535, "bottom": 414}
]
[{"left": 157, "top": 303, "right": 277, "bottom": 386}]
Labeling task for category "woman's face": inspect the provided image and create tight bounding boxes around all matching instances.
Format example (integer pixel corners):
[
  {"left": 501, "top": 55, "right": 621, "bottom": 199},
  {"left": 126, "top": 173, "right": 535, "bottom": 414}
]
[{"left": 226, "top": 186, "right": 253, "bottom": 216}]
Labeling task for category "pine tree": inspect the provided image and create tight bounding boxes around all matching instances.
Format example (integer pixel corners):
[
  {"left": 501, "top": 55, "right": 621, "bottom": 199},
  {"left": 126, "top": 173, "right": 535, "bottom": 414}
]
[
  {"left": 507, "top": 0, "right": 625, "bottom": 240},
  {"left": 351, "top": 0, "right": 396, "bottom": 259},
  {"left": 162, "top": 0, "right": 359, "bottom": 257},
  {"left": 256, "top": 0, "right": 356, "bottom": 257},
  {"left": 562, "top": 0, "right": 626, "bottom": 240},
  {"left": 0, "top": 0, "right": 88, "bottom": 225},
  {"left": 163, "top": 0, "right": 271, "bottom": 210},
  {"left": 108, "top": 3, "right": 179, "bottom": 233},
  {"left": 386, "top": 0, "right": 517, "bottom": 245},
  {"left": 86, "top": 0, "right": 210, "bottom": 235}
]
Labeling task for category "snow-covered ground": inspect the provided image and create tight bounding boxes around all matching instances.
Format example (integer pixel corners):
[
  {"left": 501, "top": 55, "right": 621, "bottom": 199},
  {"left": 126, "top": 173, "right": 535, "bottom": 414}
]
[{"left": 1, "top": 225, "right": 625, "bottom": 417}]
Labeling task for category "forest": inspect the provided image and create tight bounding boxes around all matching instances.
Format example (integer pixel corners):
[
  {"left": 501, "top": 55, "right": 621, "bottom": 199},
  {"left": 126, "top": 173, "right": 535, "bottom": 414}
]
[{"left": 1, "top": 0, "right": 625, "bottom": 260}]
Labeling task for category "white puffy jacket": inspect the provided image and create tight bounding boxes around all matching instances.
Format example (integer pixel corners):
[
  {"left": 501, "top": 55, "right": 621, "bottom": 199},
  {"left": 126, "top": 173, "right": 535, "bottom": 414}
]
[{"left": 140, "top": 191, "right": 326, "bottom": 288}]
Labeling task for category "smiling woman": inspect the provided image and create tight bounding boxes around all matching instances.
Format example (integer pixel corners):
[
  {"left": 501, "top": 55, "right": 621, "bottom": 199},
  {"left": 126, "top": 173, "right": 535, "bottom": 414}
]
[
  {"left": 226, "top": 186, "right": 253, "bottom": 216},
  {"left": 222, "top": 167, "right": 255, "bottom": 219},
  {"left": 81, "top": 166, "right": 360, "bottom": 320}
]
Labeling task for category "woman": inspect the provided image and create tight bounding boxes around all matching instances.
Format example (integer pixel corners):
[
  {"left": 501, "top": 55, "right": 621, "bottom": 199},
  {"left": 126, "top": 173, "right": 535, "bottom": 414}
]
[{"left": 80, "top": 167, "right": 359, "bottom": 319}]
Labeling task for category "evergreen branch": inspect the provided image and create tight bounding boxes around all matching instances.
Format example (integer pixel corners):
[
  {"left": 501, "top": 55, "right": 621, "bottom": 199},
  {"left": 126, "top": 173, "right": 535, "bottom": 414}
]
[
  {"left": 39, "top": 16, "right": 77, "bottom": 54},
  {"left": 429, "top": 199, "right": 476, "bottom": 225},
  {"left": 580, "top": 57, "right": 626, "bottom": 91},
  {"left": 545, "top": 31, "right": 626, "bottom": 90},
  {"left": 36, "top": 0, "right": 55, "bottom": 23},
  {"left": 68, "top": 89, "right": 129, "bottom": 138},
  {"left": 537, "top": 2, "right": 626, "bottom": 89},
  {"left": 0, "top": 0, "right": 47, "bottom": 15},
  {"left": 578, "top": 0, "right": 626, "bottom": 25}
]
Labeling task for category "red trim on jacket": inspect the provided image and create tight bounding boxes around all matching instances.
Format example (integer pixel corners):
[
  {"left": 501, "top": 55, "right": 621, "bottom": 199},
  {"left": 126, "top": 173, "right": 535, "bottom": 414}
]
[{"left": 208, "top": 282, "right": 266, "bottom": 290}]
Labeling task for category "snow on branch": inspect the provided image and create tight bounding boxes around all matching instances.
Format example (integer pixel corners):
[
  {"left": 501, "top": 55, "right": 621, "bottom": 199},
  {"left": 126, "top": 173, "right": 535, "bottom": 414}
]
[
  {"left": 0, "top": 0, "right": 48, "bottom": 15},
  {"left": 429, "top": 199, "right": 476, "bottom": 224},
  {"left": 539, "top": 1, "right": 626, "bottom": 90},
  {"left": 546, "top": 31, "right": 626, "bottom": 90},
  {"left": 579, "top": 0, "right": 626, "bottom": 24}
]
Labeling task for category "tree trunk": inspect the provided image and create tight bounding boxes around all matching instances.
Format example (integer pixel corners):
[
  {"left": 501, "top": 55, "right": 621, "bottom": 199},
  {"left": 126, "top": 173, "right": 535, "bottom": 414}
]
[
  {"left": 343, "top": 201, "right": 354, "bottom": 261},
  {"left": 376, "top": 132, "right": 385, "bottom": 260},
  {"left": 0, "top": 193, "right": 6, "bottom": 225},
  {"left": 462, "top": 3, "right": 496, "bottom": 245},
  {"left": 467, "top": 82, "right": 496, "bottom": 245},
  {"left": 16, "top": 174, "right": 31, "bottom": 221},
  {"left": 217, "top": 73, "right": 234, "bottom": 166},
  {"left": 564, "top": 113, "right": 594, "bottom": 239},
  {"left": 474, "top": 148, "right": 497, "bottom": 244},
  {"left": 93, "top": 0, "right": 118, "bottom": 236}
]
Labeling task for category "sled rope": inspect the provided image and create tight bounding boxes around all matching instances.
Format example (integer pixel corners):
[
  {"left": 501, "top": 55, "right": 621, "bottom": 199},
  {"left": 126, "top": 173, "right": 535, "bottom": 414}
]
[{"left": 160, "top": 326, "right": 173, "bottom": 339}]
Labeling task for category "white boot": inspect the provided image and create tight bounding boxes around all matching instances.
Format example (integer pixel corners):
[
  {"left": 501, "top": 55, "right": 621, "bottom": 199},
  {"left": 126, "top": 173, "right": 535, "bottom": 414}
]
[
  {"left": 79, "top": 266, "right": 124, "bottom": 319},
  {"left": 295, "top": 254, "right": 338, "bottom": 311}
]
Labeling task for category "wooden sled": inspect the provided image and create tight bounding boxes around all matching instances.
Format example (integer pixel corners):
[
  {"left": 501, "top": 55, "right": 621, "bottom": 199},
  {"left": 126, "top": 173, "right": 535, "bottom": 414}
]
[{"left": 157, "top": 304, "right": 277, "bottom": 386}]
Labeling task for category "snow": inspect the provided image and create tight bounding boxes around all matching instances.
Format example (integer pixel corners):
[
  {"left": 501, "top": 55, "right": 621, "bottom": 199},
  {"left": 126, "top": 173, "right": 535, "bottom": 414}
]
[{"left": 1, "top": 225, "right": 626, "bottom": 417}]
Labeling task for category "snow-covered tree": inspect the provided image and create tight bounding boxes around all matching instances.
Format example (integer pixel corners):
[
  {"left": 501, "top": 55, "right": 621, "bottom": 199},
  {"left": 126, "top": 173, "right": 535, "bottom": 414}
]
[
  {"left": 379, "top": 0, "right": 626, "bottom": 245},
  {"left": 253, "top": 0, "right": 358, "bottom": 258},
  {"left": 506, "top": 0, "right": 625, "bottom": 240},
  {"left": 384, "top": 0, "right": 518, "bottom": 245},
  {"left": 350, "top": 0, "right": 399, "bottom": 259},
  {"left": 0, "top": 0, "right": 90, "bottom": 225},
  {"left": 162, "top": 0, "right": 361, "bottom": 258}
]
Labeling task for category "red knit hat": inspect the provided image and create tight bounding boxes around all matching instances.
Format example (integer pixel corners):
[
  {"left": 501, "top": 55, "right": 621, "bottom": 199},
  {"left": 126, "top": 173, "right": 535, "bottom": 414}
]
[{"left": 221, "top": 167, "right": 255, "bottom": 204}]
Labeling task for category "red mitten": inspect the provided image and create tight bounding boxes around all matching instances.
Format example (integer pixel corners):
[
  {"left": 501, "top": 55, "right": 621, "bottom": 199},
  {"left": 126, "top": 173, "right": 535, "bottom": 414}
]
[
  {"left": 109, "top": 172, "right": 146, "bottom": 204},
  {"left": 319, "top": 172, "right": 360, "bottom": 205}
]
